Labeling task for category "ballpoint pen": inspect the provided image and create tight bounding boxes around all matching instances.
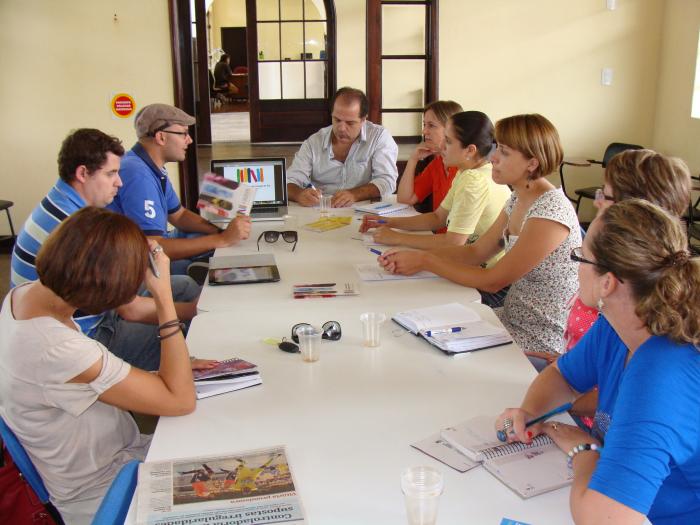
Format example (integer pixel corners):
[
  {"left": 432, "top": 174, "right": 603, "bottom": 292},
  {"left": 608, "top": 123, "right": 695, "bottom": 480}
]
[
  {"left": 497, "top": 402, "right": 573, "bottom": 442},
  {"left": 424, "top": 326, "right": 465, "bottom": 337},
  {"left": 373, "top": 203, "right": 392, "bottom": 209},
  {"left": 369, "top": 248, "right": 383, "bottom": 256}
]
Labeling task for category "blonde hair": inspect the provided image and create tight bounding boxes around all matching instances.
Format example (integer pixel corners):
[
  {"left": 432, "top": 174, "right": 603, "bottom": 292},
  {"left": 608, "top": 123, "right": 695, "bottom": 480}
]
[
  {"left": 494, "top": 114, "right": 563, "bottom": 179},
  {"left": 424, "top": 100, "right": 463, "bottom": 126},
  {"left": 592, "top": 199, "right": 700, "bottom": 347},
  {"left": 605, "top": 149, "right": 691, "bottom": 218}
]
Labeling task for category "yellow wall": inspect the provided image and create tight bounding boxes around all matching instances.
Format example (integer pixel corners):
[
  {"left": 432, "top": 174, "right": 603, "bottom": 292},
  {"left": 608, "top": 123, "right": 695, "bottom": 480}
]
[
  {"left": 3, "top": 0, "right": 697, "bottom": 234},
  {"left": 652, "top": 0, "right": 700, "bottom": 174},
  {"left": 0, "top": 0, "right": 176, "bottom": 234}
]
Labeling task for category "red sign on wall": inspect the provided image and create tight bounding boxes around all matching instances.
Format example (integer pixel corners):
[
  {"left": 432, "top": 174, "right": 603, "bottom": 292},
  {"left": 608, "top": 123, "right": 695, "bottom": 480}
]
[{"left": 111, "top": 93, "right": 136, "bottom": 118}]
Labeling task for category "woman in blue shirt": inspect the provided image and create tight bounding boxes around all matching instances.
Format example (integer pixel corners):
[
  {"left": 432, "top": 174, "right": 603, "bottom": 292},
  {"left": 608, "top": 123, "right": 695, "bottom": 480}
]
[{"left": 497, "top": 199, "right": 700, "bottom": 524}]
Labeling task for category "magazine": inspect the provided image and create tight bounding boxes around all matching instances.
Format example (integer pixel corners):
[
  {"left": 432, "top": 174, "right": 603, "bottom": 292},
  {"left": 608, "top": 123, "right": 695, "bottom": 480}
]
[
  {"left": 192, "top": 358, "right": 257, "bottom": 381},
  {"left": 136, "top": 446, "right": 305, "bottom": 525},
  {"left": 197, "top": 173, "right": 257, "bottom": 219}
]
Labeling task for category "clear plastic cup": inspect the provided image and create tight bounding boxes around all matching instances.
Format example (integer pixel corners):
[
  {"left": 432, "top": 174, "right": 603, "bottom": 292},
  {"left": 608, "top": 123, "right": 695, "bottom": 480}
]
[
  {"left": 400, "top": 466, "right": 444, "bottom": 525},
  {"left": 319, "top": 194, "right": 332, "bottom": 216},
  {"left": 360, "top": 312, "right": 386, "bottom": 347},
  {"left": 297, "top": 326, "right": 322, "bottom": 362}
]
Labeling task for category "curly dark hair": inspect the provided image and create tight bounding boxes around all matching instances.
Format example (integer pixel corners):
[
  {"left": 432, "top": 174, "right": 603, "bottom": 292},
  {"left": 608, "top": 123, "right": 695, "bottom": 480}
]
[{"left": 57, "top": 128, "right": 124, "bottom": 183}]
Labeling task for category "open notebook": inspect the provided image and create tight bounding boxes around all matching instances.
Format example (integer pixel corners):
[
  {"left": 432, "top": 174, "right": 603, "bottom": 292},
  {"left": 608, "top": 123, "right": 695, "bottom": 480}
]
[{"left": 439, "top": 415, "right": 573, "bottom": 498}]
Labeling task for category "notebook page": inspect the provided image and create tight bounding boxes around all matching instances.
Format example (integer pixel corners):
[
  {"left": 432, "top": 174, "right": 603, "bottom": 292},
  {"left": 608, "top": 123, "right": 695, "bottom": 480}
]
[{"left": 394, "top": 303, "right": 481, "bottom": 333}]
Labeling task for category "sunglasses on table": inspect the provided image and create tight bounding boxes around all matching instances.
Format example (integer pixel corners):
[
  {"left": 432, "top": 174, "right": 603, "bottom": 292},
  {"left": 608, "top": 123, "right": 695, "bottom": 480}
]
[
  {"left": 570, "top": 247, "right": 624, "bottom": 283},
  {"left": 277, "top": 321, "right": 343, "bottom": 353},
  {"left": 257, "top": 230, "right": 298, "bottom": 252}
]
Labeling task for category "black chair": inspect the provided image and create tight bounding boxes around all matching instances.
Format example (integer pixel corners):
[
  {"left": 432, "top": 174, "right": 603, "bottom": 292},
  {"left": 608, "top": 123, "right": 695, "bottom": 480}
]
[
  {"left": 0, "top": 199, "right": 16, "bottom": 252},
  {"left": 559, "top": 142, "right": 644, "bottom": 213},
  {"left": 208, "top": 70, "right": 230, "bottom": 109},
  {"left": 689, "top": 175, "right": 700, "bottom": 255}
]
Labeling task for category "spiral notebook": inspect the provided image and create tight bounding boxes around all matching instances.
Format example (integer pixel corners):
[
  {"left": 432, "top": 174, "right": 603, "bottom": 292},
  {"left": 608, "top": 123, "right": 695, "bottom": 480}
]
[
  {"left": 353, "top": 201, "right": 411, "bottom": 216},
  {"left": 439, "top": 415, "right": 572, "bottom": 498}
]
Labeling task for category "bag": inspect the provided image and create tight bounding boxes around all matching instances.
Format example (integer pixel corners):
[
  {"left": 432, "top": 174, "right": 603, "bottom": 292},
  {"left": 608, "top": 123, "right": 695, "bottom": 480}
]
[{"left": 0, "top": 443, "right": 59, "bottom": 525}]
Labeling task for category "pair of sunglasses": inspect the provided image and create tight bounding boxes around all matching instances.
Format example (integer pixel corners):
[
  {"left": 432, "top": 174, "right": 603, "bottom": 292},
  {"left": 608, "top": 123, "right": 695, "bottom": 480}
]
[
  {"left": 257, "top": 230, "right": 298, "bottom": 252},
  {"left": 277, "top": 322, "right": 342, "bottom": 354}
]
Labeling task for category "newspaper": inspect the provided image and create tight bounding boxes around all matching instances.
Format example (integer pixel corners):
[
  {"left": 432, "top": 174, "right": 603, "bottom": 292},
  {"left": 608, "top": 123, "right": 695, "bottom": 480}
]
[
  {"left": 197, "top": 173, "right": 257, "bottom": 220},
  {"left": 136, "top": 446, "right": 305, "bottom": 525}
]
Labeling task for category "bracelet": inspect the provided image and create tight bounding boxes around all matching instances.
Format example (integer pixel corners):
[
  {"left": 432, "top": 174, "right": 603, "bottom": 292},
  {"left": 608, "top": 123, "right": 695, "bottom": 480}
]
[
  {"left": 158, "top": 319, "right": 183, "bottom": 331},
  {"left": 158, "top": 326, "right": 184, "bottom": 341},
  {"left": 567, "top": 443, "right": 601, "bottom": 468}
]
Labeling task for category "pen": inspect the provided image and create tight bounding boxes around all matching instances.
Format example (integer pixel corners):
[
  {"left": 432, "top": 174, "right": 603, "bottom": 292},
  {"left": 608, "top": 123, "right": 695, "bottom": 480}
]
[
  {"left": 294, "top": 294, "right": 337, "bottom": 299},
  {"left": 304, "top": 183, "right": 317, "bottom": 191},
  {"left": 376, "top": 219, "right": 387, "bottom": 224},
  {"left": 147, "top": 251, "right": 160, "bottom": 278},
  {"left": 425, "top": 326, "right": 464, "bottom": 337},
  {"left": 497, "top": 402, "right": 573, "bottom": 442},
  {"left": 294, "top": 283, "right": 336, "bottom": 287},
  {"left": 369, "top": 248, "right": 383, "bottom": 256},
  {"left": 373, "top": 203, "right": 392, "bottom": 209}
]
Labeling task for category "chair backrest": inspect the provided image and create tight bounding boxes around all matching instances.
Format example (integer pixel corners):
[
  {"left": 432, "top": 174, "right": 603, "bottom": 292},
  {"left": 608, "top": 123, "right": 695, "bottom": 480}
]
[
  {"left": 601, "top": 142, "right": 644, "bottom": 167},
  {"left": 0, "top": 415, "right": 51, "bottom": 504},
  {"left": 91, "top": 460, "right": 141, "bottom": 525},
  {"left": 232, "top": 65, "right": 248, "bottom": 74}
]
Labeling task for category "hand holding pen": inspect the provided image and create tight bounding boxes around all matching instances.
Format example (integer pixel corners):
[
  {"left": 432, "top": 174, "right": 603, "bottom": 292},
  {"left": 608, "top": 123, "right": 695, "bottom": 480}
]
[
  {"left": 144, "top": 240, "right": 172, "bottom": 300},
  {"left": 496, "top": 402, "right": 573, "bottom": 443},
  {"left": 298, "top": 183, "right": 321, "bottom": 207},
  {"left": 359, "top": 214, "right": 389, "bottom": 233}
]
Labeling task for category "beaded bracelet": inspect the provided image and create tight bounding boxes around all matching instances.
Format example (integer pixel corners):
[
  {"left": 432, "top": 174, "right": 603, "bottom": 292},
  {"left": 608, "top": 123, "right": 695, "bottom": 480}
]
[{"left": 567, "top": 443, "right": 601, "bottom": 468}]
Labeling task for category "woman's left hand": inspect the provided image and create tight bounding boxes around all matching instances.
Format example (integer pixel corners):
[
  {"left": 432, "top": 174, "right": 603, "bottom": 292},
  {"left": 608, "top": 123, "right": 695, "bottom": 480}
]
[
  {"left": 372, "top": 226, "right": 399, "bottom": 246},
  {"left": 379, "top": 250, "right": 427, "bottom": 275},
  {"left": 542, "top": 422, "right": 601, "bottom": 453}
]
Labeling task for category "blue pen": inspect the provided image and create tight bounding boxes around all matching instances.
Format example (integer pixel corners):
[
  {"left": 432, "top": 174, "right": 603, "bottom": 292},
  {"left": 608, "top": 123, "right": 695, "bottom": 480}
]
[
  {"left": 304, "top": 183, "right": 317, "bottom": 190},
  {"left": 376, "top": 219, "right": 387, "bottom": 224},
  {"left": 425, "top": 326, "right": 464, "bottom": 337},
  {"left": 369, "top": 248, "right": 383, "bottom": 256},
  {"left": 373, "top": 203, "right": 392, "bottom": 209},
  {"left": 497, "top": 402, "right": 573, "bottom": 442}
]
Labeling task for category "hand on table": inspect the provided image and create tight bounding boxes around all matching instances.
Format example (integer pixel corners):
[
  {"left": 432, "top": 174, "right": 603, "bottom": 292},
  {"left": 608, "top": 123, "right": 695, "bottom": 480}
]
[
  {"left": 190, "top": 358, "right": 220, "bottom": 370},
  {"left": 359, "top": 214, "right": 390, "bottom": 233},
  {"left": 331, "top": 190, "right": 356, "bottom": 208},
  {"left": 544, "top": 422, "right": 601, "bottom": 455},
  {"left": 372, "top": 226, "right": 400, "bottom": 246},
  {"left": 495, "top": 407, "right": 536, "bottom": 444}
]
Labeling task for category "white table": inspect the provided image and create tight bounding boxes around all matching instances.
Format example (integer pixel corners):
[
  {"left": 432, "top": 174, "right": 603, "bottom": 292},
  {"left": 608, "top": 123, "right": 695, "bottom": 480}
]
[{"left": 127, "top": 204, "right": 574, "bottom": 525}]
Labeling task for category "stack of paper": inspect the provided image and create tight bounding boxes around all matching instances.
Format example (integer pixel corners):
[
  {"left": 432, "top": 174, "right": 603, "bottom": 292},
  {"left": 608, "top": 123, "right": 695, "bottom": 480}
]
[
  {"left": 353, "top": 201, "right": 411, "bottom": 216},
  {"left": 193, "top": 357, "right": 262, "bottom": 399}
]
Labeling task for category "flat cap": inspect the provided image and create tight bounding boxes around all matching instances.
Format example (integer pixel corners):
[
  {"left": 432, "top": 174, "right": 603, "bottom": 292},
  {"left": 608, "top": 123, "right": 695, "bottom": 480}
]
[{"left": 134, "top": 103, "right": 196, "bottom": 138}]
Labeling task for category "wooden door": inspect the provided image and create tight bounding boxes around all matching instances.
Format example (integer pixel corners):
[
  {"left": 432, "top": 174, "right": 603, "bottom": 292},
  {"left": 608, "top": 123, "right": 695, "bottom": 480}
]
[
  {"left": 246, "top": 0, "right": 336, "bottom": 143},
  {"left": 221, "top": 27, "right": 248, "bottom": 70}
]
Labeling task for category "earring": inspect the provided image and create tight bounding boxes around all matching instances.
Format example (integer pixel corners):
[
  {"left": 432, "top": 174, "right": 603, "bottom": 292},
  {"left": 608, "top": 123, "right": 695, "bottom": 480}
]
[{"left": 596, "top": 298, "right": 605, "bottom": 311}]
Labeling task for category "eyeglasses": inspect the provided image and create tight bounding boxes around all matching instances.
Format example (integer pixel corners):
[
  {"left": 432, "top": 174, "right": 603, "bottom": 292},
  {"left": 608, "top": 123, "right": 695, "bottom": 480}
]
[
  {"left": 570, "top": 247, "right": 624, "bottom": 283},
  {"left": 257, "top": 230, "right": 298, "bottom": 252},
  {"left": 291, "top": 321, "right": 342, "bottom": 344},
  {"left": 159, "top": 129, "right": 190, "bottom": 137},
  {"left": 594, "top": 188, "right": 615, "bottom": 204}
]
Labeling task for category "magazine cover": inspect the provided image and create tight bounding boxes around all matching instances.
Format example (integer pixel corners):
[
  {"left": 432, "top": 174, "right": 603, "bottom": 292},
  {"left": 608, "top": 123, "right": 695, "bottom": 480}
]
[
  {"left": 136, "top": 446, "right": 304, "bottom": 525},
  {"left": 197, "top": 173, "right": 257, "bottom": 219},
  {"left": 192, "top": 358, "right": 257, "bottom": 381}
]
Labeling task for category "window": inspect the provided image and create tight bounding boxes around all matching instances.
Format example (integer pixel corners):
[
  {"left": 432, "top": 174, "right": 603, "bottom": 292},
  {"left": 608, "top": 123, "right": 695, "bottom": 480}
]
[{"left": 692, "top": 30, "right": 700, "bottom": 119}]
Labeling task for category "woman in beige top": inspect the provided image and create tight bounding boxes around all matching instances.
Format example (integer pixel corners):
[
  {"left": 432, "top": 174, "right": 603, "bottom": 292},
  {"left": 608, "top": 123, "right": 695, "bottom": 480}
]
[{"left": 0, "top": 207, "right": 196, "bottom": 524}]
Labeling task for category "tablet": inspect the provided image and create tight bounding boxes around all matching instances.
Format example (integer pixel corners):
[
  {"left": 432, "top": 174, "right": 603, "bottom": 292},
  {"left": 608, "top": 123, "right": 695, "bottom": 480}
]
[
  {"left": 207, "top": 253, "right": 281, "bottom": 285},
  {"left": 208, "top": 265, "right": 280, "bottom": 285}
]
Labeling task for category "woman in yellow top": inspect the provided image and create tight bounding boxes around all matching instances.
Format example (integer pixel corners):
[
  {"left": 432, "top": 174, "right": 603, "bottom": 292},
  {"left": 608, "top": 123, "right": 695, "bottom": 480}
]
[{"left": 360, "top": 111, "right": 511, "bottom": 256}]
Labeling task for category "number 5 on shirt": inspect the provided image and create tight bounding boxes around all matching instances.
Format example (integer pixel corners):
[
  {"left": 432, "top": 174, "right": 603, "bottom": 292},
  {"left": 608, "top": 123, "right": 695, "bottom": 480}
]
[{"left": 144, "top": 199, "right": 156, "bottom": 219}]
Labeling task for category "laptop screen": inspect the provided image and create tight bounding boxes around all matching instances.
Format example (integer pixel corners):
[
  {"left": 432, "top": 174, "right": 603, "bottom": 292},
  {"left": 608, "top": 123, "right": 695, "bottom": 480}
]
[{"left": 210, "top": 157, "right": 287, "bottom": 209}]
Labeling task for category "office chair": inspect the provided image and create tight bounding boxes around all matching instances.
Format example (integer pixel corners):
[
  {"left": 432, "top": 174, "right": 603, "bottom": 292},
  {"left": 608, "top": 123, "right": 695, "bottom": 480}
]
[
  {"left": 0, "top": 416, "right": 65, "bottom": 524},
  {"left": 0, "top": 199, "right": 16, "bottom": 252},
  {"left": 91, "top": 460, "right": 141, "bottom": 525},
  {"left": 209, "top": 70, "right": 230, "bottom": 109},
  {"left": 559, "top": 142, "right": 643, "bottom": 213}
]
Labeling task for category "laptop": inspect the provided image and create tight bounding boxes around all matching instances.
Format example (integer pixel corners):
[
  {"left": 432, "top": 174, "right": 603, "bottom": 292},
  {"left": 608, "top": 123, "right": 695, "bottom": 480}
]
[{"left": 210, "top": 157, "right": 288, "bottom": 222}]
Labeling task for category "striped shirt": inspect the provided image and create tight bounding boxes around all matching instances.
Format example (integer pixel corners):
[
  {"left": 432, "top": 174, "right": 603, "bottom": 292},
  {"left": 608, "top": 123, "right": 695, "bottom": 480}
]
[{"left": 10, "top": 179, "right": 104, "bottom": 336}]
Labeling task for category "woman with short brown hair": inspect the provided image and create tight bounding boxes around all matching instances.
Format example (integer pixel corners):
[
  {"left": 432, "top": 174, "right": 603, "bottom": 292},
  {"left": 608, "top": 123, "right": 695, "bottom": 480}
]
[
  {"left": 0, "top": 207, "right": 196, "bottom": 524},
  {"left": 380, "top": 114, "right": 581, "bottom": 363}
]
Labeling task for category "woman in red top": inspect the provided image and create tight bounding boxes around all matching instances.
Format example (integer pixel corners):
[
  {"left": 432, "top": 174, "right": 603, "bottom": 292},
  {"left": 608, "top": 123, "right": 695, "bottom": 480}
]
[{"left": 396, "top": 100, "right": 463, "bottom": 220}]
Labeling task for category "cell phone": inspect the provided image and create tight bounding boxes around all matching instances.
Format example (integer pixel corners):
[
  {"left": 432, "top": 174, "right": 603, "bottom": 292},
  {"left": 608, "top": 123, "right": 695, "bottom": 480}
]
[{"left": 148, "top": 251, "right": 160, "bottom": 278}]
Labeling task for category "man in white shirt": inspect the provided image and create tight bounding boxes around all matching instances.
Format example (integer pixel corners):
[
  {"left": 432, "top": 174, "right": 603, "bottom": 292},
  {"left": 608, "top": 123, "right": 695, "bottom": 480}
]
[{"left": 286, "top": 87, "right": 399, "bottom": 207}]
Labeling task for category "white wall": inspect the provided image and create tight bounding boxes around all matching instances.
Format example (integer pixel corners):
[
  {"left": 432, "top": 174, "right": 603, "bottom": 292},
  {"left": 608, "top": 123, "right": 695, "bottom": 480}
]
[{"left": 0, "top": 0, "right": 175, "bottom": 234}]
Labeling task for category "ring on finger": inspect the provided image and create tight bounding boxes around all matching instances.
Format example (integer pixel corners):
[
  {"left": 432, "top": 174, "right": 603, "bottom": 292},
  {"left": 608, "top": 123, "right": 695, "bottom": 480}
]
[
  {"left": 503, "top": 417, "right": 513, "bottom": 431},
  {"left": 152, "top": 245, "right": 163, "bottom": 254},
  {"left": 551, "top": 422, "right": 558, "bottom": 431}
]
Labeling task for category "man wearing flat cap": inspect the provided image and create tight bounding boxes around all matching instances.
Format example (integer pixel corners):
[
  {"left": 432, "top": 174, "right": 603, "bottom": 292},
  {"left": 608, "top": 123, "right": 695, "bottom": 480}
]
[{"left": 110, "top": 103, "right": 251, "bottom": 276}]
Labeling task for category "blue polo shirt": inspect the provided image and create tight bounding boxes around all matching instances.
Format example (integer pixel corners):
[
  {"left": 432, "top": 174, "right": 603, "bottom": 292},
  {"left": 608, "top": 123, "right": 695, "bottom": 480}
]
[
  {"left": 558, "top": 317, "right": 700, "bottom": 524},
  {"left": 10, "top": 179, "right": 104, "bottom": 336},
  {"left": 108, "top": 143, "right": 181, "bottom": 236}
]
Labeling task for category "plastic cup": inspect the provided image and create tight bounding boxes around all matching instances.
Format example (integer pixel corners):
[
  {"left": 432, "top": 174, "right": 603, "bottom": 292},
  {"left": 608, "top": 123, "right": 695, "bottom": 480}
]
[
  {"left": 297, "top": 326, "right": 322, "bottom": 362},
  {"left": 319, "top": 194, "right": 332, "bottom": 216},
  {"left": 400, "top": 466, "right": 444, "bottom": 525},
  {"left": 283, "top": 214, "right": 298, "bottom": 230},
  {"left": 360, "top": 312, "right": 386, "bottom": 347}
]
